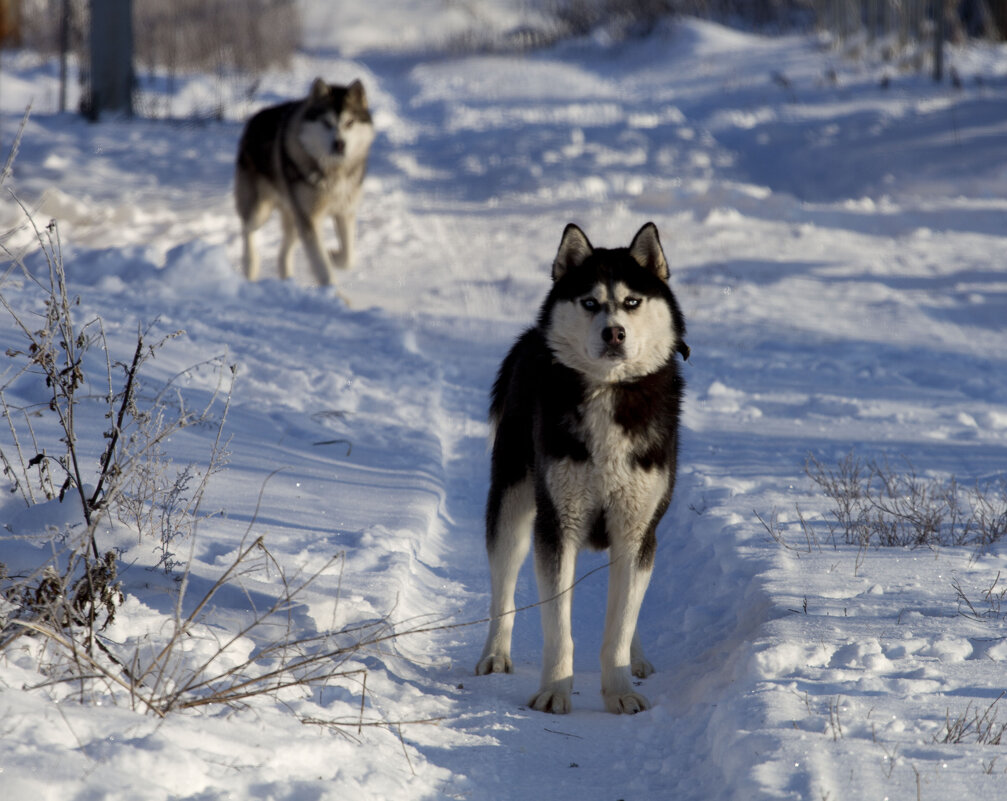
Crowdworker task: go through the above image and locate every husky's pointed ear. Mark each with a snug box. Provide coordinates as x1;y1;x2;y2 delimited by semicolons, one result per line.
629;222;669;281
346;79;367;107
309;77;330;100
552;224;594;281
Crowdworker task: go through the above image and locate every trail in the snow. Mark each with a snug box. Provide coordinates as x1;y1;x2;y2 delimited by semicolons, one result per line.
340;52;765;798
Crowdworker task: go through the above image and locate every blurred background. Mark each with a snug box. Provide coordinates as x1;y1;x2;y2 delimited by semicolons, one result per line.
1;0;1004;120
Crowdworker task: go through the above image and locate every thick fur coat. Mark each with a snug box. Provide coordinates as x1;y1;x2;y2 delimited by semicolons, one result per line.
235;78;374;285
476;222;689;715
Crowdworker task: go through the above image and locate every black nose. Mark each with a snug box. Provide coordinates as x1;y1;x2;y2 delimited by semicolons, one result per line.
332;140;345;155
602;326;626;345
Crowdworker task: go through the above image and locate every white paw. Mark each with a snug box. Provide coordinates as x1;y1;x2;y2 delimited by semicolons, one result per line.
475;653;512;675
603;691;651;715
528;688;572;714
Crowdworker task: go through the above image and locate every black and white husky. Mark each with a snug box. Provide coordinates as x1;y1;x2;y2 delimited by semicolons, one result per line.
235;78;375;286
476;222;689;715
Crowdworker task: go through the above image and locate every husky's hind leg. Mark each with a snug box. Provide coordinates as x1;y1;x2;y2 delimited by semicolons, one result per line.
278;210;297;280
331;210;356;270
631;629;655;678
235;173;274;282
288;185;335;285
240;224;262;282
600;538;654;714
476;477;534;675
289;212;334;286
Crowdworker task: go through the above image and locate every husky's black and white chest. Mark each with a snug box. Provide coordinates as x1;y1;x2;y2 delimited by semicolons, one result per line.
533;344;682;557
545;360;682;472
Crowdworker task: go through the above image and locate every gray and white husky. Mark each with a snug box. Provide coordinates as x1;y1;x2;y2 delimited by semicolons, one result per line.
235;78;375;285
476;222;689;715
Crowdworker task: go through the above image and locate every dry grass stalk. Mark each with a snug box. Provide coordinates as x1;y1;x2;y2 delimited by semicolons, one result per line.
806;451;1007;553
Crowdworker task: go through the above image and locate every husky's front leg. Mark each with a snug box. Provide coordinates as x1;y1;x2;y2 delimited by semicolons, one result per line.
277;212;296;280
299;219;335;285
241;225;261;281
291;190;335;285
476;479;534;675
529;534;577;714
331;211;356;270
600;540;654;714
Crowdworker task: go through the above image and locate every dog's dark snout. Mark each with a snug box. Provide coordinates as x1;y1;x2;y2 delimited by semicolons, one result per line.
332;139;346;155
602;326;626;345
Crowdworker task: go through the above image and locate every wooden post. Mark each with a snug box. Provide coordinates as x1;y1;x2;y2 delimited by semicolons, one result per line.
0;0;21;45
59;0;69;112
88;0;133;119
933;0;945;82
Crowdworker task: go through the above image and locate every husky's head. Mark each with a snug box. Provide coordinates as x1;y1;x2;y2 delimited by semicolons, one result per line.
542;222;688;385
298;78;375;170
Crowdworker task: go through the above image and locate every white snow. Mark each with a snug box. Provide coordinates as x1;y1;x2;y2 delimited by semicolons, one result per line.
3;3;1007;799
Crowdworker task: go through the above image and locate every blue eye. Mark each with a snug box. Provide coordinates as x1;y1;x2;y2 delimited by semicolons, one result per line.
623;297;641;310
580;298;599;312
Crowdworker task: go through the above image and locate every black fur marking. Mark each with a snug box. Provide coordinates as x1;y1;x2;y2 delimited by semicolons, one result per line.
485;335;537;550
489;329;590;471
589;508;609;551
533;485;564;578
486;330;590;550
637;519;659;571
237;102;297;180
538;368;591;463
612;368;683;472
